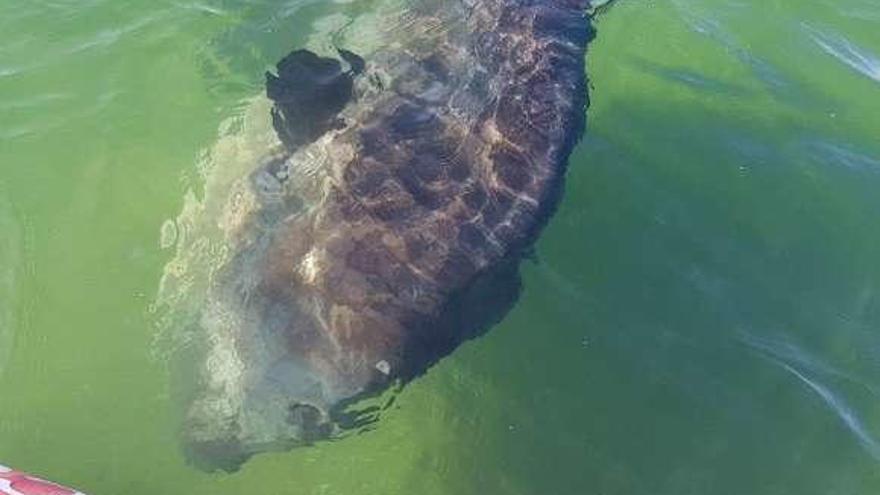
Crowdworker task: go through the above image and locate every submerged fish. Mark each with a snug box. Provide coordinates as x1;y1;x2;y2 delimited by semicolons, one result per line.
160;0;603;471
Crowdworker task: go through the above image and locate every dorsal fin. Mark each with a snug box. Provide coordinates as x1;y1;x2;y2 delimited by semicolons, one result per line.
266;49;363;150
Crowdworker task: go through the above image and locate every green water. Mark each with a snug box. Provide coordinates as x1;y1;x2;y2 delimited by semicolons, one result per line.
2;0;880;493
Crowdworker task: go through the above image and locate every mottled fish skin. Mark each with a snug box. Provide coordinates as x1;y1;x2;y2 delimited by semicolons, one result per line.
181;0;597;471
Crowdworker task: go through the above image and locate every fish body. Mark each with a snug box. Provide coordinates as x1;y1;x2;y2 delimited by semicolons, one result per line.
165;0;599;471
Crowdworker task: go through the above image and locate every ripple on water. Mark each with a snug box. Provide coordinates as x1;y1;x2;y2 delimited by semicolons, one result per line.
61;10;173;56
800;138;880;175
628;57;753;97
802;22;880;84
821;0;880;22
171;2;231;17
738;330;880;461
669;0;803;102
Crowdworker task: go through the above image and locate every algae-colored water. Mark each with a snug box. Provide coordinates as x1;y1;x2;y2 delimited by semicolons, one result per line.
2;0;880;493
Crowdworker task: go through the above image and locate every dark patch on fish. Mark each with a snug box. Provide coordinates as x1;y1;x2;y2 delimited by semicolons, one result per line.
267;49;360;149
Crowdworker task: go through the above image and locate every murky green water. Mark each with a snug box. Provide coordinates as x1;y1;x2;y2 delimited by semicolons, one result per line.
2;0;880;493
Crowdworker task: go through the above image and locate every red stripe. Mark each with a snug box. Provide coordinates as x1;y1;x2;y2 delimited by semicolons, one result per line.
0;471;76;495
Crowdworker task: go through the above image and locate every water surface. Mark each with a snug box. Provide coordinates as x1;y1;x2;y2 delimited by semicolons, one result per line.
1;0;879;493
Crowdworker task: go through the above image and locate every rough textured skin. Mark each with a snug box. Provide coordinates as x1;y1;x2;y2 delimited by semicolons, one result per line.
179;0;598;471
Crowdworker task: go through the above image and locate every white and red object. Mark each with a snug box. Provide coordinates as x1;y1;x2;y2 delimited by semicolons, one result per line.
0;465;86;495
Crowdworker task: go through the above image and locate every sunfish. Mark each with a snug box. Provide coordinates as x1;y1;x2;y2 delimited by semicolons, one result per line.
158;0;604;471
